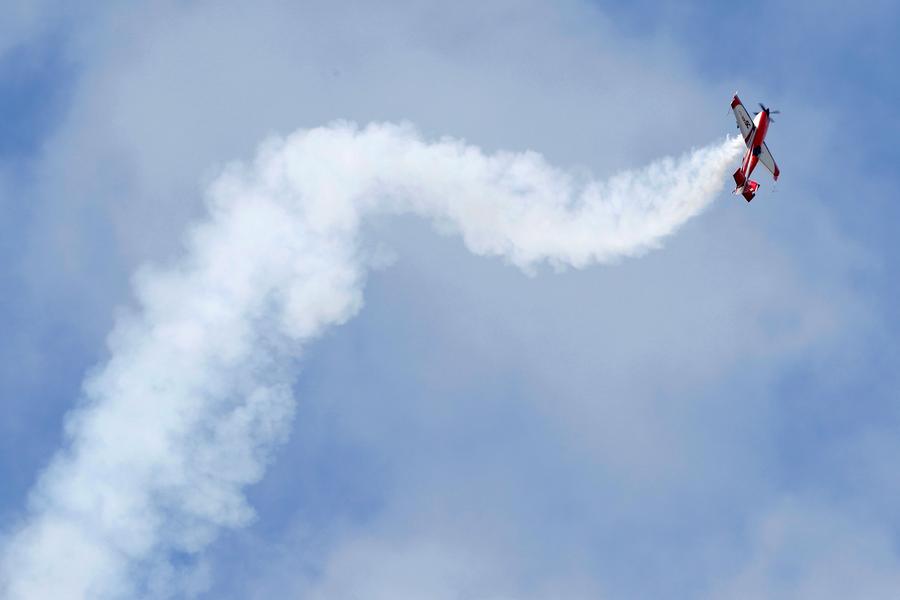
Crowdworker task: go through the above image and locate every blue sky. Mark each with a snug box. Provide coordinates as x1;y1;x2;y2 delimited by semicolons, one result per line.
1;1;899;598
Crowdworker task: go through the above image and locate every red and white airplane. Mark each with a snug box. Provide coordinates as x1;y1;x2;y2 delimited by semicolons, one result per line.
730;93;780;202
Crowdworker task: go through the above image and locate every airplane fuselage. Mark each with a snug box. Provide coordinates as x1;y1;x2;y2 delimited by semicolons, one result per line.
730;93;779;202
739;110;769;184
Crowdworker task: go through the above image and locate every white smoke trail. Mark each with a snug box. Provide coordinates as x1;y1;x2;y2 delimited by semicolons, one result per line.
1;122;743;599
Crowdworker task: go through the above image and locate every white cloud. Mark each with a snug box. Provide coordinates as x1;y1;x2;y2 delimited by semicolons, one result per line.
710;499;900;600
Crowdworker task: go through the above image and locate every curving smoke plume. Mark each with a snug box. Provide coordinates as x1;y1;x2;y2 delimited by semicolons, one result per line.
1;123;743;598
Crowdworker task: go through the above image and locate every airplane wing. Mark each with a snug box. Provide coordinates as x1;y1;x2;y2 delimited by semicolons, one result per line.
731;94;755;146
758;141;780;180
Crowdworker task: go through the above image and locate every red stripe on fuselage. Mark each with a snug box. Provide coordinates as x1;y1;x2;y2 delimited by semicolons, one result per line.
740;146;759;181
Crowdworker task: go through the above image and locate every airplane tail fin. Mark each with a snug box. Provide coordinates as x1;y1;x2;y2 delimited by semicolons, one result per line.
741;180;759;202
733;169;758;202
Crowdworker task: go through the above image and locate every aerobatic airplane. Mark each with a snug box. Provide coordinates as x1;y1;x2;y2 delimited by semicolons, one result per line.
730;93;780;202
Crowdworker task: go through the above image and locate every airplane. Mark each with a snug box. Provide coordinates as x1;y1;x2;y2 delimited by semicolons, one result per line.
730;93;780;202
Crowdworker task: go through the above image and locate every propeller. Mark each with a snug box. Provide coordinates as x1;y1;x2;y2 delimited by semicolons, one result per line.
758;102;780;122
